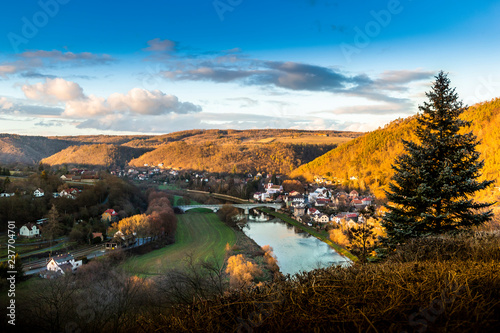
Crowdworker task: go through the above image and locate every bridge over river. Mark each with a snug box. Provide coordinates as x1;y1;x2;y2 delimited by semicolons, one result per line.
175;203;283;214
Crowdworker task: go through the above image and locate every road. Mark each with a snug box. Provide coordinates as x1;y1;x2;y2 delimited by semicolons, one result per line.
23;237;153;275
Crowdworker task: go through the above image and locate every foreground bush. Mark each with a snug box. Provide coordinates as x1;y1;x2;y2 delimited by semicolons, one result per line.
138;258;500;332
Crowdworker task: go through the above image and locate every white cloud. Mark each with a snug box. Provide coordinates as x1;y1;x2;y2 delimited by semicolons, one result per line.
107;88;198;115
19;78;201;118
63;87;201;117
0;97;14;110
65;95;109;117
22;78;85;103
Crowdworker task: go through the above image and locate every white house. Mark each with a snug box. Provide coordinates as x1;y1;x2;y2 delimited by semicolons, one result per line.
362;197;372;206
59;188;80;199
0;193;15;197
254;192;270;202
34;188;45;197
46;255;82;275
19;223;40;238
266;183;283;195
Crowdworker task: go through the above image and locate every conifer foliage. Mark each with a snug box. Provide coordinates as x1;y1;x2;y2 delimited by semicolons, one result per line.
382;71;494;244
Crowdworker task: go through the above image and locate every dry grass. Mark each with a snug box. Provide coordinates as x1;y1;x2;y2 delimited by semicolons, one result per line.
137;233;500;332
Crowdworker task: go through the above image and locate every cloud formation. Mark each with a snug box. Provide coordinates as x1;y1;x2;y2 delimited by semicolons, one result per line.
0;64;18;77
19;50;114;65
22;78;85;103
160;51;432;105
0;97;14;110
143;38;177;52
64;88;201;117
163;60;372;93
20;77;202;118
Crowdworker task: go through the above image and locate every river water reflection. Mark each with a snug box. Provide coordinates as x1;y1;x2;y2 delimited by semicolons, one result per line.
241;215;350;276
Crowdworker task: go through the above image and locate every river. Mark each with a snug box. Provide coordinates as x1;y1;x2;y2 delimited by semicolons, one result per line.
241;212;350;276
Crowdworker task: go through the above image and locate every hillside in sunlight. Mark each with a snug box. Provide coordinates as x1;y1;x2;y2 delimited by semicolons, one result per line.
290;98;500;202
129;141;338;174
0;130;362;167
40;144;151;168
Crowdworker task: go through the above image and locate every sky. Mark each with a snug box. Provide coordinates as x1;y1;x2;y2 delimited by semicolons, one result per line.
1;0;500;136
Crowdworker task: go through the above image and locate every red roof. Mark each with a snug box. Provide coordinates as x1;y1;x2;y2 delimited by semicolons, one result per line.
103;209;118;216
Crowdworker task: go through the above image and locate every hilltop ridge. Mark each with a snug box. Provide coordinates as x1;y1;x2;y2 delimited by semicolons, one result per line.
290;98;500;202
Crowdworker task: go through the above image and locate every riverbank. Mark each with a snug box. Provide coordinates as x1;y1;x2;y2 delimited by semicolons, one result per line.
259;208;358;263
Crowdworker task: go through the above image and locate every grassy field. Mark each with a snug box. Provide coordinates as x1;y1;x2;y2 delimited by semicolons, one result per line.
123;212;236;276
158;184;181;191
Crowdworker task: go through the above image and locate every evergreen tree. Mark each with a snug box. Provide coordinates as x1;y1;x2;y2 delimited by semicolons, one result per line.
382;71;494;245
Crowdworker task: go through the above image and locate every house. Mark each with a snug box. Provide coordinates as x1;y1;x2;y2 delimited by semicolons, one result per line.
287;193;305;207
315;214;330;224
60;174;73;181
362;197;372;206
46;255;82;275
352;199;364;208
315;198;331;207
349;190;359;198
307;208;321;216
33;188;45;197
110;230;136;247
101;209;119;222
59;188;80;199
345;213;359;223
0;193;15;197
19;223;40;237
293;206;306;217
266;183;283;195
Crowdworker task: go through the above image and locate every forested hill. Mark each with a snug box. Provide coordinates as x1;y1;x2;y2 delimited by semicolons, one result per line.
290;98;500;201
0;134;75;164
40;144;151;168
1;130;362;173
128;142;337;174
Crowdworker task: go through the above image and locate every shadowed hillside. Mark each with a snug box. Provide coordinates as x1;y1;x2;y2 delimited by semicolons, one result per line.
291;98;500;202
41;144;151;168
0;134;75;164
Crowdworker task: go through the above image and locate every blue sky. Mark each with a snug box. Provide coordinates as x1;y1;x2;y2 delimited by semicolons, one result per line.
1;0;500;135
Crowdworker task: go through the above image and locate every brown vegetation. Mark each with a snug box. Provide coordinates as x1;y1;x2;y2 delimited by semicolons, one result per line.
41;144;150;168
129;141;337;174
291;98;500;204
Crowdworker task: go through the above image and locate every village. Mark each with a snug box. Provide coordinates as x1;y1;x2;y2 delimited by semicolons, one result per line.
1;162;379;280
